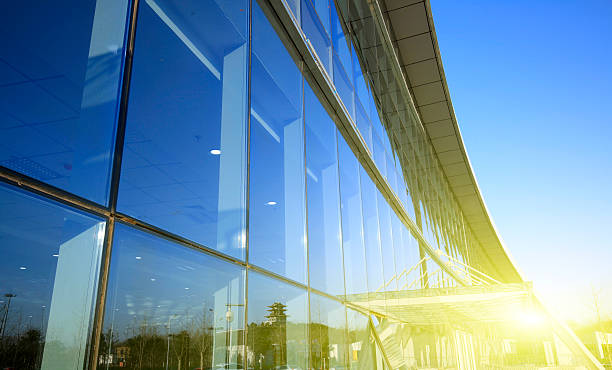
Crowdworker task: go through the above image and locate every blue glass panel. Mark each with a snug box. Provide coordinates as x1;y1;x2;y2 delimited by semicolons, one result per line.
247;271;308;370
360;167;384;297
117;0;249;259
250;1;307;283
355;98;372;149
305;85;344;296
377;192;397;292
302;0;332;75
333;52;354;119
309;292;348;368
0;183;105;368
353;47;369;110
99;222;245;368
0;0;130;204
331;2;351;78
337;135;367;295
373;132;387;179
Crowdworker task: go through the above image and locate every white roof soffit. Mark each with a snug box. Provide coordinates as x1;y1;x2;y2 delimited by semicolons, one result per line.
372;0;524;282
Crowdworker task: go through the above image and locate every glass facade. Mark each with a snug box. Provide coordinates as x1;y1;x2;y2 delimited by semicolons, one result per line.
1;0;592;369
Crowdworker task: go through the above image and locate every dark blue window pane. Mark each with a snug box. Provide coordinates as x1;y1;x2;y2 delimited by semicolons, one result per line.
353;47;369;110
331;2;351;78
0;183;105;369
99;223;245;369
337;135;367;295
302;0;332;75
249;1;307;283
360;167;384;298
0;0;130;204
305;85;344;296
247;271;308;369
117;0;249;259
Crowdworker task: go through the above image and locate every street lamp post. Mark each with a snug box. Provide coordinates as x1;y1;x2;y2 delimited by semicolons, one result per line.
225;304;244;366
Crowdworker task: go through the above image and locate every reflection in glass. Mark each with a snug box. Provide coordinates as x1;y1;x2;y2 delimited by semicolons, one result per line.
337;136;367;296
117;0;249;259
0;183;105;369
246;271;308;370
309;293;348;369
249;1;307;283
346;308;376;369
0;0;130;204
302;0;332;75
98;223;245;369
305;84;344;297
378;192;397;293
360;167;384;299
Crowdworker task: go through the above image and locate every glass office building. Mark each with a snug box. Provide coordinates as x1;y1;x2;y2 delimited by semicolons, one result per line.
0;0;602;369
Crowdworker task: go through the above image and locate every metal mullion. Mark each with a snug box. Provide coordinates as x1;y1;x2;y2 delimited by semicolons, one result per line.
86;216;115;370
0;167;110;218
88;0;141;367
243;0;253;368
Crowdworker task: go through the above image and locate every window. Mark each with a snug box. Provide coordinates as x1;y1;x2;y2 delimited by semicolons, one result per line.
98;223;245;369
249;1;307;283
117;0;249;259
337;135;367;295
0;0;130;204
302;0;332;75
377;192;397;293
0;183;105;369
360;167;384;300
305;84;344;296
247;271;309;370
309;292;348;369
346;307;376;369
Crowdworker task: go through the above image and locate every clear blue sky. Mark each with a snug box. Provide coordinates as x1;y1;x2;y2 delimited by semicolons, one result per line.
430;0;612;322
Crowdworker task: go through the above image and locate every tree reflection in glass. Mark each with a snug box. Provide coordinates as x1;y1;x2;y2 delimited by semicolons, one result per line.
98;223;245;369
246;271;308;370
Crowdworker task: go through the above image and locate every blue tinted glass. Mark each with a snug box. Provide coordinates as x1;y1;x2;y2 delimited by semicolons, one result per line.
314;0;331;37
305;85;344;296
0;183;105;368
117;0;248;259
337;135;367;295
355;98;372;149
377;192;397;292
353;47;369;109
0;0;130;205
302;0;332;75
360;167;384;297
331;3;351;77
247;271;308;370
100;223;245;368
333;53;354;119
249;1;307;283
309;292;348;368
373;132;387;179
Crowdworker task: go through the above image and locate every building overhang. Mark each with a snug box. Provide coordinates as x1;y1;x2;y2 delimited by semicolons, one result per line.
370;0;523;283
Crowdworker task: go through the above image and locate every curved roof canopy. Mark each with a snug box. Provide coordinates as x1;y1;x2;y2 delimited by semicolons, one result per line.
377;0;523;283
